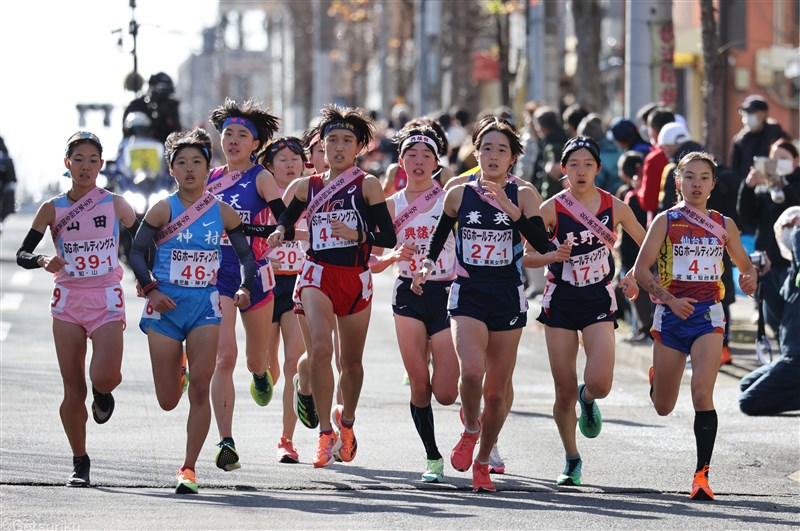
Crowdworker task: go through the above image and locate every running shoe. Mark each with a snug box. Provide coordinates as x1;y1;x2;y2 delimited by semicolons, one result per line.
67;456;90;487
720;346;732;366
175;468;198;494
450;429;480;472
215;439;241;471
332;405;358;462
648;366;654;398
556;457;582;486
293;374;318;429
180;352;189;394
277;437;299;464
422;457;444;483
250;369;274;407
312;430;341;468
577;383;602;438
690;465;715;500
488;444;505;474
91;387;115;424
472;460;497;492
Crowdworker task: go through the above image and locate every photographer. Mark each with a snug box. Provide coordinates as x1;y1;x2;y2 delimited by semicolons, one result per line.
739;209;800;416
737;140;800;335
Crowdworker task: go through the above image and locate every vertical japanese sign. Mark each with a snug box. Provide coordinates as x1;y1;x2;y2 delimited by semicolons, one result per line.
650;21;676;106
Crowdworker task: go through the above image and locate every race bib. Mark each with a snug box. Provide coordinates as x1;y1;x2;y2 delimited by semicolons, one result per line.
141;299;161;320
168;249;219;287
561;246;610;287
311;209;359;251
359;269;373;301
398;242;454;278
271;240;307;274
106;285;125;313
259;261;276;292
62;237;118;278
296;260;323;292
672;243;723;281
461;227;513;267
50;285;69;313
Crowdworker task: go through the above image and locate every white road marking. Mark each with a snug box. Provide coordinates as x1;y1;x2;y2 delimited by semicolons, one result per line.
10;270;33;286
0;293;24;312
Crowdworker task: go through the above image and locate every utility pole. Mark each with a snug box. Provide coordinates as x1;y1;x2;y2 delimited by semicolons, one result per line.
414;0;442;116
625;0;675;117
526;0;545;102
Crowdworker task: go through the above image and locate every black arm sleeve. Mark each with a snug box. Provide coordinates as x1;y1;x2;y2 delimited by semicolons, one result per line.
425;212;458;263
268;198;286;221
130;220;158;289
364;202;398;249
276;196;306;241
124;217;141;239
227;224;256;293
16;229;45;269
514;215;550;254
241;223;279;237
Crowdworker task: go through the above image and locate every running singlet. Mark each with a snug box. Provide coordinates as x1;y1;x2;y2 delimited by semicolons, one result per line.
268;186;309;275
394;166;408;191
547;188;616;297
306;172;374;268
152;193;224;287
208;165;270;267
456;182;524;282
392;189;455;280
52;191;122;288
657;207;726;303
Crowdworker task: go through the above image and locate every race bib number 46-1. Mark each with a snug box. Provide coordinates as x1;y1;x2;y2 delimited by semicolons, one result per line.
169;249;219;287
311;210;359;251
461;228;513;267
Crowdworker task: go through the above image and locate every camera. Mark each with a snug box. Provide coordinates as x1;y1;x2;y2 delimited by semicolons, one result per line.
749;250;766;269
753;156;785;204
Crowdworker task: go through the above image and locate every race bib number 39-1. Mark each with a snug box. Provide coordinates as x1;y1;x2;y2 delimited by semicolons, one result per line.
62;237;117;278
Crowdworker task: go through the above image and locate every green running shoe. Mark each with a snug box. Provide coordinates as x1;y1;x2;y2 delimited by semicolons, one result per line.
250;370;274;407
577;383;602;438
292;374;318;429
422;457;444;483
556;457;582;486
215;439;241;471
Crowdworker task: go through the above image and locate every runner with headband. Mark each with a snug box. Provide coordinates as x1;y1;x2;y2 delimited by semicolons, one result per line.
129;127;256;494
16;131;138;487
633;151;756;500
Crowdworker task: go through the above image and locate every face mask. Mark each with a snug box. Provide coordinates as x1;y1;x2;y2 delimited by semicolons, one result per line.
744;113;761;130
776;159;794;176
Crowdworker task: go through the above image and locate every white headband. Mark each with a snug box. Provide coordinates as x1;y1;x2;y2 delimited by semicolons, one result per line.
400;135;439;157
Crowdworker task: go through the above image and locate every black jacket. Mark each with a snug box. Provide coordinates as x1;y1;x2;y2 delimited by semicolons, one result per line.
729;121;787;183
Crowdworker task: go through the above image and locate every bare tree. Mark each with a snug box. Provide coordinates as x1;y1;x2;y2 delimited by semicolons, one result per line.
571;0;603;112
700;0;726;159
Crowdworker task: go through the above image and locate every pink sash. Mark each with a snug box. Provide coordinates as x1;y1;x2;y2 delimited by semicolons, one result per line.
676;202;728;244
155;192;218;247
393;185;444;233
554;190;617;250
206;168;244;196
306;167;365;219
465;174;516;212
52;187;108;241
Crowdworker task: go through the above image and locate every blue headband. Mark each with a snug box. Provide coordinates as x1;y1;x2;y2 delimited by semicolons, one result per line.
223;117;259;140
265;139;304;164
322;120;365;143
169;145;211;165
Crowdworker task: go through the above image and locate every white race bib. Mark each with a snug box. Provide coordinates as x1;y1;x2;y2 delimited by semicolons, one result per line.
62;237;118;278
398;241;455;278
259;261;276;292
272;240;307;274
672;243;723;281
461;227;513;267
168;249;220;287
311;209;359;251
561;246;610;287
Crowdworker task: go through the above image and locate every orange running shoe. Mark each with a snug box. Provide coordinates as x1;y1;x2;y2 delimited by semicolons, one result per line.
332;405;358;462
648;366;654;398
175;467;198;494
690;465;715;500
472;460;497;493
450;430;480;472
720;346;732;366
312;431;341;468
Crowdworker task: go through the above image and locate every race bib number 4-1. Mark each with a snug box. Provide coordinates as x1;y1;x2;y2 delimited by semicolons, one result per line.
561;246;610;287
62;237;118;278
169;249;219;287
461;228;513;267
311;210;359;251
672;244;723;281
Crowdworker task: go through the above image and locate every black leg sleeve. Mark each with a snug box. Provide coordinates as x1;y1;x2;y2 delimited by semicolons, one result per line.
130;220;158;289
364;202;398;249
424;212;458;263
227;224;257;294
513;215;550;254
16;229;45;269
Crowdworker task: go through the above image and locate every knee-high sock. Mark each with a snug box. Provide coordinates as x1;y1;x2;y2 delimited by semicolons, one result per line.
694;409;718;473
410;403;441;460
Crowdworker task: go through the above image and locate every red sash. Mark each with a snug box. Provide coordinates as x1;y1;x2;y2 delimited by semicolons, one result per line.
554;190;617;250
52;187;108;241
155;192;218;247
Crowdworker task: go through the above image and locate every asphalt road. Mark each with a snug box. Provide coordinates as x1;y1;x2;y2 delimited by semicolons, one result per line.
1;210;797;530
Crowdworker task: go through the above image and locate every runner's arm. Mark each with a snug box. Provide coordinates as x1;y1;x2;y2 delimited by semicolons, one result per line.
228;224;256;294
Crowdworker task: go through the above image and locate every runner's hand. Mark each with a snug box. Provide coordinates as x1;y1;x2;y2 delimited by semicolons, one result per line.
42;255;67;273
233;287;251;309
148;290;177;313
666;296;696;320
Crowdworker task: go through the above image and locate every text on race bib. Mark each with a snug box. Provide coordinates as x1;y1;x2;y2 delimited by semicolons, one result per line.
461;227;513;267
561;246;610;287
311;209;359;251
169;249;219;287
62;237;118;278
672;244;723;281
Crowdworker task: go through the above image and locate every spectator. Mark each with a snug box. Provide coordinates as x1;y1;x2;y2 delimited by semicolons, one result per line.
609;119;651;158
640;107;676;217
577;113;622;195
532;106;569;199
635;102;660;141
739;209;800;416
737;139;800;335
514;100;542;183
656;122;703;212
562;104;590;138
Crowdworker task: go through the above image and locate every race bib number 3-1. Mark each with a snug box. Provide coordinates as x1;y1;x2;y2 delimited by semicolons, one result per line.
311;210;358;251
63;237;117;278
461;228;513;267
672;244;723;281
169;249;219;287
561;246;610;287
